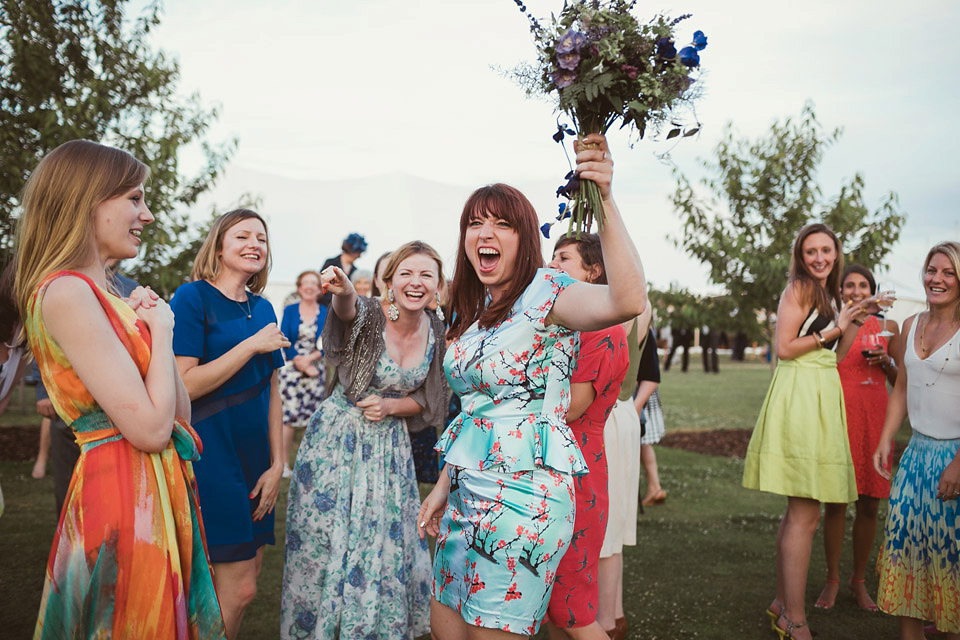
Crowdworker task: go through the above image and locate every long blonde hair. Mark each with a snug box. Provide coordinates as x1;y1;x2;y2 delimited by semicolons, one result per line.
14;140;148;320
191;209;272;293
923;241;960;321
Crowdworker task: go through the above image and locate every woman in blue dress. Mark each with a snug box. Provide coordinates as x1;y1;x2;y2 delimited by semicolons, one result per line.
418;134;648;638
282;241;447;639
171;209;289;639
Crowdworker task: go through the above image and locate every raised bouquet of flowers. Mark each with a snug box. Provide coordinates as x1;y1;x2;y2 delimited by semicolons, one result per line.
508;0;707;237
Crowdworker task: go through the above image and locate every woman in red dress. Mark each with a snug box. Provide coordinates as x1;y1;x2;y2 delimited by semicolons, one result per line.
545;233;629;639
815;265;899;611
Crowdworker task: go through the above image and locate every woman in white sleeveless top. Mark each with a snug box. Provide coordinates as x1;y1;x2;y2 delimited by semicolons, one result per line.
873;241;960;639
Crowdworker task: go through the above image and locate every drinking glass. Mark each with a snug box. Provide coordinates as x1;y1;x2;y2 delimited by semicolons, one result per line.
859;331;882;385
876;282;896;338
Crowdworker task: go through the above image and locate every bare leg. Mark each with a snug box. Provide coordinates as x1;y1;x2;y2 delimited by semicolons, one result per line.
213;548;264;640
899;616;929;640
31;417;51;479
596;554;621;631
815;502;846;608
640;445;665;505
775;497;820;640
850;496;880;610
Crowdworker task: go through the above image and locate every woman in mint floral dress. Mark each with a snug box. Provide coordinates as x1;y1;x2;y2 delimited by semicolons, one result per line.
282;241;448;639
418;134;648;638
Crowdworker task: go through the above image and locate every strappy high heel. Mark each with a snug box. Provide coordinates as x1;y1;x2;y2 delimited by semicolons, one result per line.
814;578;839;609
849;577;879;612
775;613;808;640
765;600;783;631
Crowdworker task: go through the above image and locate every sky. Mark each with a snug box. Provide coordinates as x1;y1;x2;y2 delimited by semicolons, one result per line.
143;0;958;301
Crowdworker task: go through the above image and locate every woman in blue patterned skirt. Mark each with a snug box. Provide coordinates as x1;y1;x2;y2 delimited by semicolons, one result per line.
418;134;648;638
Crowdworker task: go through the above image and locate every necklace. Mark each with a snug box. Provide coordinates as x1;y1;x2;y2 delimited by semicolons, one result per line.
920;314;957;387
236;296;252;319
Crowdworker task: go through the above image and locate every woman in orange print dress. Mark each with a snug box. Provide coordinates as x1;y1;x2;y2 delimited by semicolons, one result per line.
13;140;225;639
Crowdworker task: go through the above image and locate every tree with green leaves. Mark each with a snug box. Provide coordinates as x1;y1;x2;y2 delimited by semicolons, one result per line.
671;102;905;353
0;0;236;297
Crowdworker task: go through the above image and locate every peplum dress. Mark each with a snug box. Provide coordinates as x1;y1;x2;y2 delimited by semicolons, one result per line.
28;271;225;639
742;305;858;503
547;325;628;627
170;280;284;562
837;314;891;498
434;269;587;635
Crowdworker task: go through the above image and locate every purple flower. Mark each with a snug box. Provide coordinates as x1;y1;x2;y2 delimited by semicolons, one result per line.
693;30;708;51
551;69;577;89
620;64;638;79
678;46;700;68
656;37;676;60
557;51;580;71
556;29;586;54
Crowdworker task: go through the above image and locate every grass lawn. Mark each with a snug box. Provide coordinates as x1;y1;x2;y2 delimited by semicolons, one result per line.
0;358;905;638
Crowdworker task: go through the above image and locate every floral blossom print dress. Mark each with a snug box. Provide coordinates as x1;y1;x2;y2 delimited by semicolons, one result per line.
281;308;433;639
27;271;225;640
433;269;586;634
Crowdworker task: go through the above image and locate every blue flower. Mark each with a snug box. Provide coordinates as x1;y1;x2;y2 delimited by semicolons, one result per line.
656;37;676;60
344;431;356;453
692;30;708;51
296;610;317;631
555;29;586;54
362;443;373;461
313;492;335;512
287;530;302;551
540;223;552;239
296;464;312;486
550;69;577;89
348;566;365;588
389;521;402;540
556;51;580;71
557;202;571;220
556;170;581;198
678;46;700;68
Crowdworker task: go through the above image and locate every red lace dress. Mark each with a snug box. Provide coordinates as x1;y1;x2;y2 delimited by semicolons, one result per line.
837;315;891;499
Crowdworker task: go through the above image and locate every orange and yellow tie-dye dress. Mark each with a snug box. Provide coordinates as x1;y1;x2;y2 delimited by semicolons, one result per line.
27;271;226;639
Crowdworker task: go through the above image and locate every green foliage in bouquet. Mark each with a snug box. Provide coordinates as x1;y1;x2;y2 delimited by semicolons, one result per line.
509;0;707;236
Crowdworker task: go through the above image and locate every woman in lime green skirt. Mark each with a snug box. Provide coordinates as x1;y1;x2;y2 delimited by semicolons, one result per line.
742;223;871;640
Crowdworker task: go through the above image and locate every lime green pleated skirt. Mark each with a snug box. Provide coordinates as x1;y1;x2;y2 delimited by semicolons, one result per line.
742;349;857;503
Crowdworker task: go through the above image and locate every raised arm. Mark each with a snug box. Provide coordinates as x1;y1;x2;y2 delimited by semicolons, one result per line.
873;314;913;480
547;134;647;331
42;276;178;453
321;266;358;323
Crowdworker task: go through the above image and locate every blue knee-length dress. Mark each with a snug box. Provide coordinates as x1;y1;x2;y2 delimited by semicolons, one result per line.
171;280;284;562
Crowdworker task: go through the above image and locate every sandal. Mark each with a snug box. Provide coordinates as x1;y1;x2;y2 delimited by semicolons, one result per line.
641;488;667;506
814;578;839;609
765;600;783;631
848;578;878;612
775;613;809;640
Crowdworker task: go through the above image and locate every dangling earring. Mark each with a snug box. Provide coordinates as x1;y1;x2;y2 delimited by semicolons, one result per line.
434;292;444;322
387;289;399;321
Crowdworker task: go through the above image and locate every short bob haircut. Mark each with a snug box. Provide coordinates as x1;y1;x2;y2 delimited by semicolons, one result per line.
841;264;876;296
380;241;444;291
923;241;960;320
15;140;149;320
787;222;843;319
295;270;321;288
553;232;607;285
447;183;544;340
191;209;272;293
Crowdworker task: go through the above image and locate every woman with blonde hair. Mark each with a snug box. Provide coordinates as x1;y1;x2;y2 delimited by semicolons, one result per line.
742;223;871;639
873;241;960;639
171;209;289;639
15;139;225;638
282;240;446;638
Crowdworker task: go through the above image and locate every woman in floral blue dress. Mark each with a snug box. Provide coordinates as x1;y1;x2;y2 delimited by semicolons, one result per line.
418;134;648;638
282;241;449;639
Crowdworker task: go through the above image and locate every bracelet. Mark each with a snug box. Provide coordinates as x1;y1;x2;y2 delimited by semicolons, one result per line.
852;319;864;326
813;331;825;348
